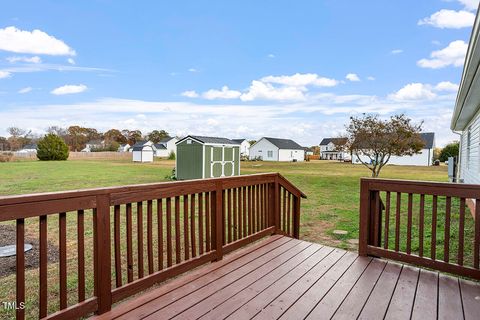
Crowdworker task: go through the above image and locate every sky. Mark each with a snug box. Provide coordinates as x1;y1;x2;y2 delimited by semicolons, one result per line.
0;0;478;147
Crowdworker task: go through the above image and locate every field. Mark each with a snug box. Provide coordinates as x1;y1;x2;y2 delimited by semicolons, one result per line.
0;159;453;318
0;159;449;248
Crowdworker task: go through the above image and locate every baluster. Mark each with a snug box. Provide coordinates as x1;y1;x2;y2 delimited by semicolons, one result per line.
147;200;154;274
59;212;67;309
458;198;465;266
157;199;164;270
191;194;197;257
166;198;172;267
126;203;133;282
39;215;48;318
16;218;25;320
175;196;181;264
183;195;189;260
199;193;204;254
113;206;122;287
419;195;425;257
407;193;413;254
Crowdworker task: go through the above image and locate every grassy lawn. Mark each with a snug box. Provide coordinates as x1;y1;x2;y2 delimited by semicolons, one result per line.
0;159;459;319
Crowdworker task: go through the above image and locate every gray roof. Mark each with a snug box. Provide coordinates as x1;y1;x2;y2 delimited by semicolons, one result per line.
420;132;435;149
319;137;348;146
154;144;167;149
132;140;148;148
179;135;239;145
262;137;304;150
231;139;246;144
158;136;174;143
132;145;154;152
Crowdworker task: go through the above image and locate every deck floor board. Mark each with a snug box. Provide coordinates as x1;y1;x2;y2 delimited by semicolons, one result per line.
91;236;480;320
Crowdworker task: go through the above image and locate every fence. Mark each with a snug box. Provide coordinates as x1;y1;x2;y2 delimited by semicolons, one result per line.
0;173;305;319
359;178;480;280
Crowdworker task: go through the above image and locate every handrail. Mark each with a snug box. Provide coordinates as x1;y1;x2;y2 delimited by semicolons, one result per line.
359;178;480;281
0;173;305;320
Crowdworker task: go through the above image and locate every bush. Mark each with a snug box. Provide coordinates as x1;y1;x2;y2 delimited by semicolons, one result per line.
438;142;459;162
168;151;176;160
37;133;69;161
165;167;177;180
0;152;13;162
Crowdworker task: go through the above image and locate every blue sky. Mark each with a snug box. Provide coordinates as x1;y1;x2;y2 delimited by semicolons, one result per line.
0;0;478;146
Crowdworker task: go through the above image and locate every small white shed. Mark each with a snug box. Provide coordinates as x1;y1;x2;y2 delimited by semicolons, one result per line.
132;144;155;162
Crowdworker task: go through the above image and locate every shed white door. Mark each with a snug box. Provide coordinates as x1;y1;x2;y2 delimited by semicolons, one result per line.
210;146;235;177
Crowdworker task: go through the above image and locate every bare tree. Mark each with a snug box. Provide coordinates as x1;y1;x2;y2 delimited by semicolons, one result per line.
346;114;425;177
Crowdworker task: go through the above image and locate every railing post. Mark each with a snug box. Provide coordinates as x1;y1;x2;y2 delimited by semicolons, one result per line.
94;194;112;314
359;179;371;256
292;196;301;239
273;175;280;234
214;181;224;261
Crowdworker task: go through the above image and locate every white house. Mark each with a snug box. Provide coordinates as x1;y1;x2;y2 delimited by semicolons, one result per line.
451;13;480;184
81;140;104;152
353;132;435;166
249;137;305;162
132;141;155;162
319;138;349;160
154;136;178;157
232;139;250;157
17;143;37;154
118;143;131;152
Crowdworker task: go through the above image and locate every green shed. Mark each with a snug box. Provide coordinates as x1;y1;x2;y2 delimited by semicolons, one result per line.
175;135;241;180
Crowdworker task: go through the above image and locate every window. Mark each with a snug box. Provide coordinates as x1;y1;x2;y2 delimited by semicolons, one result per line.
267;150;273;158
187;139;192;144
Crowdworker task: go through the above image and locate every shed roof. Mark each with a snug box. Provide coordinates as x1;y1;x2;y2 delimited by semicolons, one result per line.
261;137;304;150
177;135;240;145
154;144;167;150
132;145;154;152
319;138;348;146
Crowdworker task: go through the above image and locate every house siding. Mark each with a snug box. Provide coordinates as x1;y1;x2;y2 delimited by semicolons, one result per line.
278;149;305;162
249;139;279;161
459;107;480;184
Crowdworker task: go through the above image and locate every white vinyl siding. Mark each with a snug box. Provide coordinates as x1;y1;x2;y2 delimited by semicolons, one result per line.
459;108;480;184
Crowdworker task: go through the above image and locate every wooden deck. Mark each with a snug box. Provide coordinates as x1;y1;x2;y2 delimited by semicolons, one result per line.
92;235;480;320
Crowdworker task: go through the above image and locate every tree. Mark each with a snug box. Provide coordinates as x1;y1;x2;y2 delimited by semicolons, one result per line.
65;126;101;151
439;141;459;162
7;127;27;150
47;126;67;138
147;130;169;143
0;137;10;151
346;114;425;177
122;130;142;145
248;140;257;146
37;133;69;160
104;129;127;145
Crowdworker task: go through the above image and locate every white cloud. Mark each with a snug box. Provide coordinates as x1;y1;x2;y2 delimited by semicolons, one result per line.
6;55;41;63
50;84;87;95
0;26;75;56
181;90;199;98
367;76;375;81
417;40;468;68
260;73;338;87
345;73;360;82
458;0;479;11
188;68;198;72
267;53;275;58
418;9;475;29
391;49;403;54
202;86;242;100
240;80;306;101
0;71;11;79
67;58;75;65
18;87;32;94
435;81;459;92
389;83;437;101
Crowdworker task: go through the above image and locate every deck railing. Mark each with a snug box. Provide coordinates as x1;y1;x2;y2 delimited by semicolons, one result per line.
359;178;480;281
0;173;305;320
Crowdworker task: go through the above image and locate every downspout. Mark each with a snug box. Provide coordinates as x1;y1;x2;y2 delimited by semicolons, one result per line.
452;130;462;183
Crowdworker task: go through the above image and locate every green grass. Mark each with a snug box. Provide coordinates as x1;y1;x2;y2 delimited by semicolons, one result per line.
1;158;467;319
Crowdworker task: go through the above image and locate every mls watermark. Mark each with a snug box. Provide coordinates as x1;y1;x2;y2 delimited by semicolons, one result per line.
1;301;25;310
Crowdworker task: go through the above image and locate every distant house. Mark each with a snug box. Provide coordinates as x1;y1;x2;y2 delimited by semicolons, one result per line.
249;137;305;162
17;143;38;154
81;140;104;152
118;143;131;152
304;147;314;156
353;132;435;166
154;136;178;157
231;139;251;157
132;141;155;162
319;138;348;160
